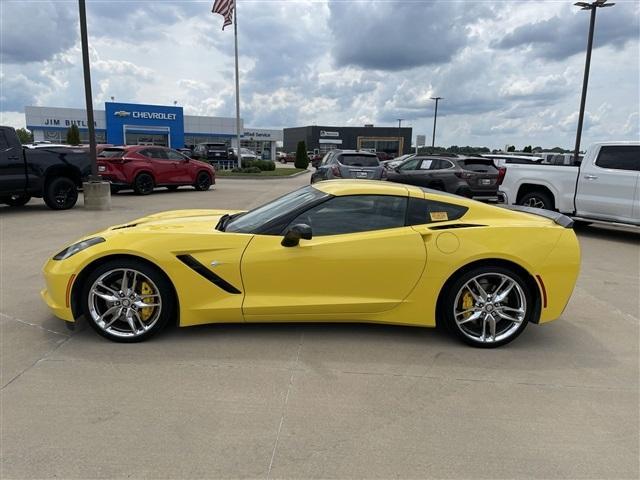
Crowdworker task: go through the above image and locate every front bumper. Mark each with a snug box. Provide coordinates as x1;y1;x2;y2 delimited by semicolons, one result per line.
41;258;77;322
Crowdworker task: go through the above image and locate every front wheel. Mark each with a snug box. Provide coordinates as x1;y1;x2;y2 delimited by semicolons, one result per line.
4;194;31;207
81;259;174;342
519;191;553;210
442;266;532;348
194;172;212;191
44;177;78;210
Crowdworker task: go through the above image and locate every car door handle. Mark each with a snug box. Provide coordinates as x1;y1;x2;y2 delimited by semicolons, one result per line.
584;174;598;180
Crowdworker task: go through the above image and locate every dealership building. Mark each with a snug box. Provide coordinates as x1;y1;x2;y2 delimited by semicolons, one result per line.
283;125;413;157
25;102;282;160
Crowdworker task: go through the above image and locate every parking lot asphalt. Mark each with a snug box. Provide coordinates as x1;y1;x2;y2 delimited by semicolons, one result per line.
1;173;638;479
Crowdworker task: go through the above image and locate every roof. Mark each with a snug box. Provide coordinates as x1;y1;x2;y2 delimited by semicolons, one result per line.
311;179;432;199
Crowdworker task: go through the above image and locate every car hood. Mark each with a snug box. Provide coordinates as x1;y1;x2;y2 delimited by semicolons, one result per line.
105;209;246;235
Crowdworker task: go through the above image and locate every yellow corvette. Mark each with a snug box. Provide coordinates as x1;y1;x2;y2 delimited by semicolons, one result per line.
42;180;580;347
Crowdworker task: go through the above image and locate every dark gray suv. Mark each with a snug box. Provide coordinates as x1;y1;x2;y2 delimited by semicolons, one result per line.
386;155;500;201
310;150;386;183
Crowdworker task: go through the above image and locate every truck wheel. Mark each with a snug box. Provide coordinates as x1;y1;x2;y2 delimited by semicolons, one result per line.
44;177;78;210
519;191;553;210
133;173;155;195
4;194;31;207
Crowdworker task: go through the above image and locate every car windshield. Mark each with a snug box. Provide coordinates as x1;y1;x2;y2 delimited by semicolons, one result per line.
340;155;379;167
223;186;327;233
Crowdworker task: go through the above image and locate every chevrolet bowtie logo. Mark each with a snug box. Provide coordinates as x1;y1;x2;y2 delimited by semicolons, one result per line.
114;110;131;117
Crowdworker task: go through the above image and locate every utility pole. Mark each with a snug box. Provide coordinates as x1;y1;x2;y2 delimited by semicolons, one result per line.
430;97;443;148
397;119;404;156
572;0;615;164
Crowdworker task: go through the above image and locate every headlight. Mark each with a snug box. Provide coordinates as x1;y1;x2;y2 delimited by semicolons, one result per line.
53;237;105;260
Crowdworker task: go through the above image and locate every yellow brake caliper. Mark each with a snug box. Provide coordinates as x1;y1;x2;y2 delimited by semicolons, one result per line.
139;281;155;322
461;291;474;319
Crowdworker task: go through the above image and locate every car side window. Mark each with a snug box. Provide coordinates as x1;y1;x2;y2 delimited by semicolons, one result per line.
0;130;9;149
145;149;168;160
595;146;640;172
430;159;453;170
287;195;408;236
166;150;185;160
399;158;420;171
406;197;469;225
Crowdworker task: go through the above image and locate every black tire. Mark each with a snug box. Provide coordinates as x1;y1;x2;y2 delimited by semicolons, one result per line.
81;258;174;343
133;173;155;195
194;171;212;191
442;265;532;348
167;186;179;191
518;191;553;210
4;194;31;207
44;177;78;210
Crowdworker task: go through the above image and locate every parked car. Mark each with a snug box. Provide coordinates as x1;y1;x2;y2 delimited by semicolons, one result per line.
387;155;501;202
279;152;296;164
0;126;91;209
192;142;231;162
499;142;639;226
97;146;215;195
230;148;258;163
311;150;386;183
42;181;580;347
382;153;415;170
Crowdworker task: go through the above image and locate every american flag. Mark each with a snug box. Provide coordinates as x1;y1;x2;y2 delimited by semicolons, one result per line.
212;0;235;30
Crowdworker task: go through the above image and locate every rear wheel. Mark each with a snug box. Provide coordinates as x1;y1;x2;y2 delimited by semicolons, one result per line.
81;259;174;343
443;266;532;348
4;194;31;207
133;173;154;195
519;191;553;210
44;177;78;210
194;171;212;191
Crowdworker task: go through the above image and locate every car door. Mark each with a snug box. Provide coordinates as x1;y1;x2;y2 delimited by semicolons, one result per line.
389;157;423;185
165;149;193;183
424;159;455;191
575;145;639;223
140;148;176;184
0;127;26;194
240;194;427;319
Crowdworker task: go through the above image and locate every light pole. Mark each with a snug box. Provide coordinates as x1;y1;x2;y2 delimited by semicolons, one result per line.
78;0;110;209
397;118;404;155
573;0;615;164
430;97;442;148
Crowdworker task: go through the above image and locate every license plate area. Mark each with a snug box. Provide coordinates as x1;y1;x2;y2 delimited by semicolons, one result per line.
355;171;368;178
480;178;493;185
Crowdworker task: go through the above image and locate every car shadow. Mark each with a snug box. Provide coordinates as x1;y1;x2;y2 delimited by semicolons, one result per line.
574;223;640;244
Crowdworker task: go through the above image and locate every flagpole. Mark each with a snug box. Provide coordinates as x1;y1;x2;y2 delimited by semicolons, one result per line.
233;0;242;168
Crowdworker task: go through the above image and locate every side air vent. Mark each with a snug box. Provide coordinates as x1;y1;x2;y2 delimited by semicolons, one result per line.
428;224;484;231
176;254;241;294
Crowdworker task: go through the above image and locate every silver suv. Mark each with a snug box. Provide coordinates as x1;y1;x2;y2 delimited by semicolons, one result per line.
310;150;386;183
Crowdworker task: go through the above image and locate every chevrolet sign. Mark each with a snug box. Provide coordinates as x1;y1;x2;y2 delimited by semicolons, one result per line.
113;110;177;120
114;110;131;117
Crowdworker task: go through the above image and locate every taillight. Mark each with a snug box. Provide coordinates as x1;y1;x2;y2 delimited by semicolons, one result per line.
454;171;473;179
331;165;342;177
497;167;506;185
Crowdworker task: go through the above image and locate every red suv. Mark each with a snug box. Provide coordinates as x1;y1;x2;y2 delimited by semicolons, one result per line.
97;146;215;195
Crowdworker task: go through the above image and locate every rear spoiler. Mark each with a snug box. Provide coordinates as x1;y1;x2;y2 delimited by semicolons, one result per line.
499;205;574;228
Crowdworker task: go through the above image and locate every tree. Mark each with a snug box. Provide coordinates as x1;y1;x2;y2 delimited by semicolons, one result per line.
66;124;81;145
295;140;309;169
523;145;532;153
507;145;516;152
16;128;33;145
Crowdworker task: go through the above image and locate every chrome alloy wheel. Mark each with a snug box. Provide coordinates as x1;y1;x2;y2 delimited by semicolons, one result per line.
453;273;527;344
87;268;162;339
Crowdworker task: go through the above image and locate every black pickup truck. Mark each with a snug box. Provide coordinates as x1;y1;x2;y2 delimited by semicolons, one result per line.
0;126;91;209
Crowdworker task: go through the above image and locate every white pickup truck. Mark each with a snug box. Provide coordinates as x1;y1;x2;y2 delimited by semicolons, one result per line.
499;142;639;226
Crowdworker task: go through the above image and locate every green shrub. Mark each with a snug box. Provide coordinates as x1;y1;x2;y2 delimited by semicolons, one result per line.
295;141;309;169
246;160;276;171
66;124;81;145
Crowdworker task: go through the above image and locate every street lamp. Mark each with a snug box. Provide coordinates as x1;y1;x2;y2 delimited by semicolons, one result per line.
572;0;615;163
430;96;443;148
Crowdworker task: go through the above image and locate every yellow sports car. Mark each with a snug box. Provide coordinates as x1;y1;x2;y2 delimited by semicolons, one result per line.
42;180;580;347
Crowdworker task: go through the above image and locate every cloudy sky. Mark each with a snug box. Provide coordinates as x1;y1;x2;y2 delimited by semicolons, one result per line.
1;0;638;149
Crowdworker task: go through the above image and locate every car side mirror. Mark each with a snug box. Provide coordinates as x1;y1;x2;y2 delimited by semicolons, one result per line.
281;224;312;247
394;166;400;172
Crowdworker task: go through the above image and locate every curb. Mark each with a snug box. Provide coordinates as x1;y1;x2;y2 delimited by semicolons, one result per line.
217;170;311;180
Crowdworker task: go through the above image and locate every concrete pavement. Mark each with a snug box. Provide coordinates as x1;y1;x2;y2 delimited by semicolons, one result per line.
1;174;638;479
